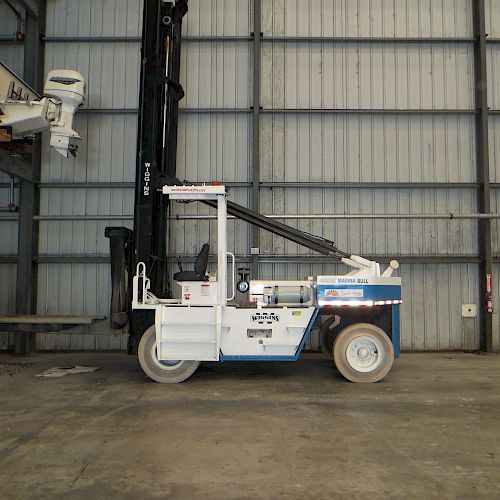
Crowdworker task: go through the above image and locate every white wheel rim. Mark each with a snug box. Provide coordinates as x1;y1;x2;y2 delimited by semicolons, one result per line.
345;335;383;373
150;342;184;371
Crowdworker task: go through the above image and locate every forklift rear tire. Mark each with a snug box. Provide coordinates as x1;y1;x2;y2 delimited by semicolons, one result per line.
333;323;394;383
138;325;200;384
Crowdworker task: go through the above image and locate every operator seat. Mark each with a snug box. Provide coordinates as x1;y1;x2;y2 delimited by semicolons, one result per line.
174;243;210;282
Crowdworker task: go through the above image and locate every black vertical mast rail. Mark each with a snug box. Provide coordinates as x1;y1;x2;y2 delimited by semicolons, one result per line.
106;0;188;352
131;0;188;351
134;0;187;295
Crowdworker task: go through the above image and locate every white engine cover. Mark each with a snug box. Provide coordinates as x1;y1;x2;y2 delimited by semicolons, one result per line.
221;307;316;357
155;304;316;362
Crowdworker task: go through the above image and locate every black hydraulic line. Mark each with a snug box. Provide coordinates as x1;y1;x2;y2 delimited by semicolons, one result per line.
202;199;350;259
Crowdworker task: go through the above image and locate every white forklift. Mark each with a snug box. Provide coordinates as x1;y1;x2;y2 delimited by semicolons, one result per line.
103;1;403;385
132;184;402;384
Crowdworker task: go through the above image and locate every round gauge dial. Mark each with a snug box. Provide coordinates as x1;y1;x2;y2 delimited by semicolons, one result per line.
237;280;250;293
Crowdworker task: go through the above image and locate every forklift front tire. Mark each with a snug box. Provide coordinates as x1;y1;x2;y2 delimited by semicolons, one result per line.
333;323;394;383
138;325;200;383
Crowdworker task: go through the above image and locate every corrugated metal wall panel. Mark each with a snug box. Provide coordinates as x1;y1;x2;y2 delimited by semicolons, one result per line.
262;0;472;37
0;0;487;351
255;1;480;352
262;43;473;110
0;4;20;35
400;263;479;350
45;0;252;38
44;42;141;110
260;188;478;257
490;189;500;253
488;0;500;296
0;4;21;319
181;43;251;108
177;114;251;181
0;264;16;314
41;115;137;182
45;0;143;37
488;116;500;183
39;0;144;321
37;263;110;316
0;4;24;76
261;115;476;182
486;0;500;38
184;0;251;36
492;264;500;343
487;45;500;109
0;183;17;255
489;21;500;257
0;45;24;77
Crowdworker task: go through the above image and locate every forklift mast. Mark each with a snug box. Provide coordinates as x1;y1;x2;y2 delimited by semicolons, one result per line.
106;0;188;352
134;0;187;293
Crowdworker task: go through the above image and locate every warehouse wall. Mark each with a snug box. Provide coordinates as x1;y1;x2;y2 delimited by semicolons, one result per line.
487;0;500;349
0;2;21;321
2;0;500;351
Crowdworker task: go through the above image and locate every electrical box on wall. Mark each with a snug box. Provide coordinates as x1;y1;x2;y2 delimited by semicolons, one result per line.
461;304;477;318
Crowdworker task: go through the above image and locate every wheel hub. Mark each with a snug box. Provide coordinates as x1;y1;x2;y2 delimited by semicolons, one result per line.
345;335;383;373
358;346;369;359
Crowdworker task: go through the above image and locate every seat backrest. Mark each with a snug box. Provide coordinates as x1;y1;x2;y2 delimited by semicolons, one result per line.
194;243;210;276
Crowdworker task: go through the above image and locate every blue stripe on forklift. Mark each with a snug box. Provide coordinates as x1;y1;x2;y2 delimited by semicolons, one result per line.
317;284;401;301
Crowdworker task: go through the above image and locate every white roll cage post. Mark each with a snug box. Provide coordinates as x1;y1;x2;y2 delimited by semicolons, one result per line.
132;185;234;308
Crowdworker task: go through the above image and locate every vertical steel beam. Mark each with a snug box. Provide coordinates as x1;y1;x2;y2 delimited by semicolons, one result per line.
15;1;46;354
251;0;262;278
473;0;493;352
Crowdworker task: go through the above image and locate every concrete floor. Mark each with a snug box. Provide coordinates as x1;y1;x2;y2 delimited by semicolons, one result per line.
0;352;499;499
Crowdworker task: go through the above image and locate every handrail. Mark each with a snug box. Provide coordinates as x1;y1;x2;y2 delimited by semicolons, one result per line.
226;252;236;301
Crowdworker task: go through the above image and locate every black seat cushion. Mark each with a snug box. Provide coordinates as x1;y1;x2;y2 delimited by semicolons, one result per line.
173;270;208;282
174;243;210;282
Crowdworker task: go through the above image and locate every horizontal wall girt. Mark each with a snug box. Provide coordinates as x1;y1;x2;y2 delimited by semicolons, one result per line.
1;213;500;222
3;182;492;190
39;36;500;44
75;109;500;118
78;108;483;115
0;35;497;46
0;255;487;265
